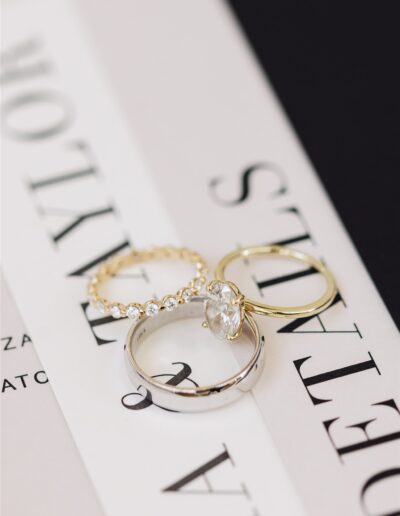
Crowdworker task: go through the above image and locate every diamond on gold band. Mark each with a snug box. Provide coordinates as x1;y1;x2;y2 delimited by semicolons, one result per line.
88;246;208;321
211;244;337;339
205;280;244;340
126;305;141;321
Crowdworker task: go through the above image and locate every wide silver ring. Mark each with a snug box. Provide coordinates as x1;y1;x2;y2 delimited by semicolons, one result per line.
125;296;265;412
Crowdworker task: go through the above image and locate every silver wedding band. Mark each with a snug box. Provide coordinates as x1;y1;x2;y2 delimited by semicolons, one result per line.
125;296;265;412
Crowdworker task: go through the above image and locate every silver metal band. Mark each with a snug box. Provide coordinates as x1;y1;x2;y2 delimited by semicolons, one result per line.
125;297;265;412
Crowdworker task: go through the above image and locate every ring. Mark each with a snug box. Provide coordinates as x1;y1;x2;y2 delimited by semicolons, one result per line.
88;246;208;320
125;296;265;412
204;245;337;340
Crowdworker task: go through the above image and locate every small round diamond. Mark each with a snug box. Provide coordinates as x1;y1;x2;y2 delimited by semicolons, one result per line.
111;305;122;319
192;277;205;292
145;302;159;317
182;288;193;303
126;305;140;321
96;301;106;314
164;296;178;311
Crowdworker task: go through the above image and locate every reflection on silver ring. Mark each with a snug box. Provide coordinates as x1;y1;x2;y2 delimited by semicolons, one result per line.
125;296;265;412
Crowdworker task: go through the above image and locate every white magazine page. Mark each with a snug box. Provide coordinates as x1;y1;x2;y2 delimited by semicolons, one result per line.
73;1;400;515
1;1;304;516
1;274;105;516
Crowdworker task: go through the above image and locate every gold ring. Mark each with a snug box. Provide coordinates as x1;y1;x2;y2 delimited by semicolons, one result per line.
88;246;208;321
205;245;337;340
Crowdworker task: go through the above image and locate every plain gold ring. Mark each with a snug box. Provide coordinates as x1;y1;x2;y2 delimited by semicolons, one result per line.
215;245;337;319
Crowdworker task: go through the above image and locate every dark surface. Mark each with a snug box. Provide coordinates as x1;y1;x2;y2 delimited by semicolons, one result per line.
228;1;400;329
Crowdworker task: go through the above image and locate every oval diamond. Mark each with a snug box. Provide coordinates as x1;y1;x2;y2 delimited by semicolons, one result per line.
205;281;243;340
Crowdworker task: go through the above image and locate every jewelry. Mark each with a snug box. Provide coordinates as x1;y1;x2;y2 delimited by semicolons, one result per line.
125;296;265;412
205;245;337;340
88;246;208;320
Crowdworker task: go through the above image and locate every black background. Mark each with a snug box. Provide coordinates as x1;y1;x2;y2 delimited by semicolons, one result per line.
229;1;400;329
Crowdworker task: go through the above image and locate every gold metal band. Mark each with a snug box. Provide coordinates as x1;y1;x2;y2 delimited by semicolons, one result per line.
88;246;208;320
215;245;337;319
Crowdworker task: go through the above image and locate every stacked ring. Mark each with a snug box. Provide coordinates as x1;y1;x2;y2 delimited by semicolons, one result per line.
88;244;337;412
204;245;337;341
88;246;208;321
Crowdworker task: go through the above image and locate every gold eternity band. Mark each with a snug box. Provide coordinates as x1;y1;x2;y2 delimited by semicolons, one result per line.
214;245;337;319
88;246;208;320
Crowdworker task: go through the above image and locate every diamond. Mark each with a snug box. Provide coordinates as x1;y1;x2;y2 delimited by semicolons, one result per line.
205;282;243;340
192;277;205;292
145;301;159;317
164;296;178;311
111;305;122;319
210;281;223;295
182;288;193;303
96;301;106;314
126;305;140;321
